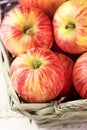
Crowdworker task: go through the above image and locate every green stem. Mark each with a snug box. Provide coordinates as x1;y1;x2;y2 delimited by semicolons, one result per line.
33;60;42;69
65;22;76;29
26;28;34;36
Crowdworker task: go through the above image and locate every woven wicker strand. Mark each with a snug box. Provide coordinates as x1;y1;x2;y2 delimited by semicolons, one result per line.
1;39;87;128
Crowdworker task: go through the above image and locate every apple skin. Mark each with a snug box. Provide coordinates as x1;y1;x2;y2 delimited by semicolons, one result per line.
10;47;64;103
53;0;87;54
51;42;81;62
73;52;87;99
18;0;67;19
54;52;74;97
0;5;53;56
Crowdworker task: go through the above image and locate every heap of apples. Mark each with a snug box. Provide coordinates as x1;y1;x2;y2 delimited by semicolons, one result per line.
1;0;87;103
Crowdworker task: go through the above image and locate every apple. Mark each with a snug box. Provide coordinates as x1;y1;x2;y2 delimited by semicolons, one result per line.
18;0;67;19
10;47;64;103
73;52;87;99
51;41;81;62
53;0;87;54
54;52;74;98
0;5;53;56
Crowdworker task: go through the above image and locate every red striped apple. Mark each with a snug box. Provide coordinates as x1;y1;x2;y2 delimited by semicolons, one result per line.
18;0;67;19
55;52;74;97
53;0;87;54
73;52;87;99
51;42;80;62
0;5;53;56
10;47;64;103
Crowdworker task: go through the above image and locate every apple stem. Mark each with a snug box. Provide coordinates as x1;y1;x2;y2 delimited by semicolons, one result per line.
65;23;76;29
26;28;34;36
33;60;42;69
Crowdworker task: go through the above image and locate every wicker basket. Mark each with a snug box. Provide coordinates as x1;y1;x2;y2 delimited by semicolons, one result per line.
1;1;87;128
1;39;87;128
